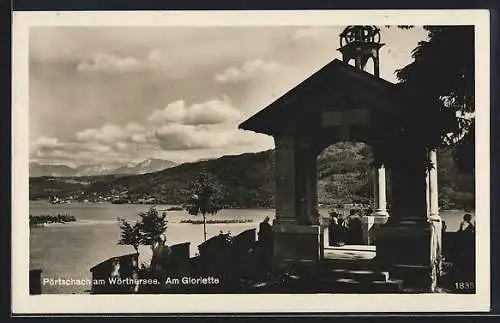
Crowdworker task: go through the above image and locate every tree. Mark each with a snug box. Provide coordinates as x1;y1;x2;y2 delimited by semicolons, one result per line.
137;207;168;248
118;218;141;252
117;207;168;251
184;171;224;242
395;26;475;173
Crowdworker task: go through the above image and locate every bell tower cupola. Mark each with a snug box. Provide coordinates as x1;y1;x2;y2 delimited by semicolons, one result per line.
338;25;384;77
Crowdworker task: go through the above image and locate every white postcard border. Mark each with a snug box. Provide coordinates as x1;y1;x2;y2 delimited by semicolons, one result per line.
12;9;491;314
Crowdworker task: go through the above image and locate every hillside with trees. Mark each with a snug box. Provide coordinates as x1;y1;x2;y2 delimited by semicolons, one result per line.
29;142;474;210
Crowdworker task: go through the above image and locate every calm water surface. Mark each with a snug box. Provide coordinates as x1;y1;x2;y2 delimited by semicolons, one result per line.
28;201;473;294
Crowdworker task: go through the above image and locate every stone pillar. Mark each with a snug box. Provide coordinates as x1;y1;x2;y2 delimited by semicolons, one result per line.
426;170;431;216
361;142;389;245
428;149;439;217
274;136;297;222
295;138;317;224
376;143;436;289
373;165;388;216
272;135;323;270
362;164;389;245
388;146;428;223
427;148;442;292
297;137;319;225
306;158;319;224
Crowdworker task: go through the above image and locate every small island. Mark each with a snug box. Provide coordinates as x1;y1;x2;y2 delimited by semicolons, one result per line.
30;214;77;228
166;206;184;211
179;218;253;225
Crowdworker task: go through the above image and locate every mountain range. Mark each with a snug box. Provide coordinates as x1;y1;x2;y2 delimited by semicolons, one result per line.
29;158;177;177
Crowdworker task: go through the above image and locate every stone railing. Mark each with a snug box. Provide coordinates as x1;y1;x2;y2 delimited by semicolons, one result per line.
89;242;192;294
193;229;257;284
89;252;139;294
89;230;258;294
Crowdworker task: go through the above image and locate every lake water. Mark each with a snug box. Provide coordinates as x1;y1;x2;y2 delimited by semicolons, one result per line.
28;201;472;294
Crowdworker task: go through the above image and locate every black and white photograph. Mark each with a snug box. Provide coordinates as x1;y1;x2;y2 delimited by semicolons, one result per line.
12;10;490;313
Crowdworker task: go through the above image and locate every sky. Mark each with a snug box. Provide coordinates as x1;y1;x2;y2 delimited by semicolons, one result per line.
29;25;429;167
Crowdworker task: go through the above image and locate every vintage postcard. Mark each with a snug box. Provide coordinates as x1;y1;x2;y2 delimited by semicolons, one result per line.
12;10;490;314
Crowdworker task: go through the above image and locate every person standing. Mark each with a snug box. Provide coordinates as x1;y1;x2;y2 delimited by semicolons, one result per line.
458;213;475;234
137;244;153;271
258;216;273;277
150;234;172;293
456;213;475;283
347;209;363;245
329;211;341;246
151;234;171;275
258;216;273;246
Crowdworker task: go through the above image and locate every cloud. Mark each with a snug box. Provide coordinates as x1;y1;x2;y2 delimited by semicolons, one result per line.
30;95;271;164
116;142;128;151
186;98;241;124
153;124;274;152
146;96;247;150
76;123;145;144
30;121;275;165
215;59;281;83
30;135;116;163
228;129;274;147
76;49;167;73
148;100;186;124
31;136;61;149
146;49;166;63
148;97;241;125
154;124;235;150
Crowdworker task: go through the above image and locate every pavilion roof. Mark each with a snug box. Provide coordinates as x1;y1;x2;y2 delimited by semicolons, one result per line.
238;59;408;136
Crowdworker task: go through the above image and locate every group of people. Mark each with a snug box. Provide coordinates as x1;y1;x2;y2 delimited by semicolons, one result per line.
328;209;364;246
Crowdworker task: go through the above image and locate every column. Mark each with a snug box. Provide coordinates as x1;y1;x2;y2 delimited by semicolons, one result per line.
363;146;389;245
373;164;388;216
297;137;319;224
375;140;440;290
274;135;296;222
376;144;431;275
426;170;431;216
428;149;439;217
272;135;324;266
308;158;320;225
309;159;319;223
427;148;442;291
390;147;428;222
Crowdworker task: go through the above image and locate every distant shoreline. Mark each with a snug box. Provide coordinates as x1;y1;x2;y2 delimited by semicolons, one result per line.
28;200;474;214
180;219;254;224
29;200;274;210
